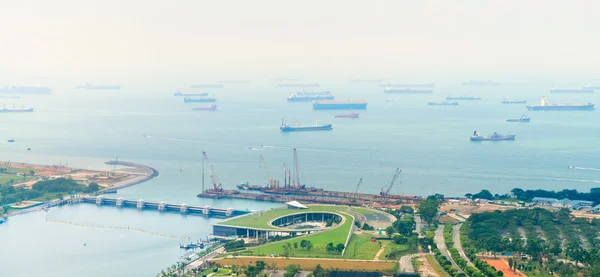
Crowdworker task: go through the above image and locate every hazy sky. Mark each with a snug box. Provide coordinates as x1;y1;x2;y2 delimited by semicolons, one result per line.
1;0;599;80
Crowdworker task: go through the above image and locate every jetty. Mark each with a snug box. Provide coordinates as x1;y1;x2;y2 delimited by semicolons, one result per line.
81;196;250;217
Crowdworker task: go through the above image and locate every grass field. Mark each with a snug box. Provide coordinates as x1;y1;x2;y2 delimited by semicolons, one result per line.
0;174;25;185
243;213;354;258
342;234;383;260
219;205;353;230
214;257;396;271
350;207;379;215
425;255;450;277
382;242;410;260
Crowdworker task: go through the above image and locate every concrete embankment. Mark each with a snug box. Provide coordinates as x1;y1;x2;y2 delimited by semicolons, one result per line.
97;160;159;194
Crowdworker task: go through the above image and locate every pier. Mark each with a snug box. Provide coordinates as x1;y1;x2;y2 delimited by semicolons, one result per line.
81;196;250;217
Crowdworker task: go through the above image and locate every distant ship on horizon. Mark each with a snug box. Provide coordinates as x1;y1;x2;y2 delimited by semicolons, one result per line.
378;82;434;88
446;95;481;100
287;91;334;102
506;115;530;123
313;100;368;110
76;83;120;90
501;99;527;104
192;104;217;111
280;118;332;132
384;87;433;94
470;131;515;141
428;100;458;106
549;86;595;93
0;104;34;113
462;79;500;86
0;86;51;94
174;90;208;97
526;97;594;111
184;96;216;103
334;112;359;118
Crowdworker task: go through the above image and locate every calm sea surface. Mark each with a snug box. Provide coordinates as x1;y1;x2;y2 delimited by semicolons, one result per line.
1;78;599;276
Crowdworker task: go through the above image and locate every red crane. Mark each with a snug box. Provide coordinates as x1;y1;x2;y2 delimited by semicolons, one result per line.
293;148;301;188
380;168;402;201
209;165;223;192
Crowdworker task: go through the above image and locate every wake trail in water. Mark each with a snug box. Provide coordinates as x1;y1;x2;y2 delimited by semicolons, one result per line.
570;166;600;172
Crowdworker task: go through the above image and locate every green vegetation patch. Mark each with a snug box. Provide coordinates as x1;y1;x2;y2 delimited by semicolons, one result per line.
243;212;354;257
425;254;450;277
0;174;24;185
218;205;350;230
342;233;383;260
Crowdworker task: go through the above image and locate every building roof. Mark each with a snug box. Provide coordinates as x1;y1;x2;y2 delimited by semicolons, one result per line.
532;197;560;203
567;200;594;206
286;201;308;209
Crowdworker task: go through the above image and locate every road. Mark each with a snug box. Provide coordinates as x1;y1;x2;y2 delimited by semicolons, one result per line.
415;215;423;237
452;223;474;267
184;246;225;274
434;225;464;274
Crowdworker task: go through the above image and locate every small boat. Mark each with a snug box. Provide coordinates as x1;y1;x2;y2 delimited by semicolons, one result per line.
192;104;217;111
334;112;359;118
506;115;531;122
27;148;31;151
568;165;575;169
7;139;14;143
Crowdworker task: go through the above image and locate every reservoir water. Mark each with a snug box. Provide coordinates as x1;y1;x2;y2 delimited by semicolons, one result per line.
1;77;599;276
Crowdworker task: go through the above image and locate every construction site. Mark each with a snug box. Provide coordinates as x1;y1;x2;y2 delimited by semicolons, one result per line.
196;149;423;208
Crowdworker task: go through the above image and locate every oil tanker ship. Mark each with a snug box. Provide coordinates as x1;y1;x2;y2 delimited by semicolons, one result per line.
378;82;434;88
312;100;368;110
174;90;208;97
287;91;334;102
192;104;217;111
462;79;500;86
470;131;515;141
526;97;595;111
0;105;34;113
0;86;51;94
446;95;481;100
428;100;458;106
501;99;527;104
280;118;332;132
550;87;595;93
384;87;433;94
184;96;216;103
76;83;120;90
278;83;320;88
190;84;224;89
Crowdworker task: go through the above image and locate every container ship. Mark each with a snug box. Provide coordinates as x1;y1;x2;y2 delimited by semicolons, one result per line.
428;100;458;106
378;82;434;88
287;91;334;102
470;131;515;141
216;80;252;84
506;115;530;122
76;83;120;90
334;112;359;118
192;104;217;111
174;90;208;97
349;78;384;83
501;99;527;104
549;87;595;93
0;86;51;94
280;118;332;132
184;96;216;103
0;105;34;113
383;87;433;94
313;100;368;110
526;97;595;111
462;79;500;86
278;83;320;88
446;95;481;100
190;84;224;89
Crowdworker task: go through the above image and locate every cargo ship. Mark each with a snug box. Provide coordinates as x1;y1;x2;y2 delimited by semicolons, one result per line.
190;84;224;89
470;131;515;141
278;83;320;88
184;96;216;103
174;90;208;97
216;80;252;84
550;87;594;93
192;104;217;111
287;91;334;102
349;78;384;83
236;182;263;191
583;84;600;90
334;112;359;118
501;99;527;104
428;100;458;106
280;118;332;132
313;100;368;110
76;83;120;90
378;82;434;88
446;95;481;100
0;105;34;113
383;87;433;94
506;115;530;122
0;86;51;94
526;97;595;111
0;95;20;99
462;79;500;86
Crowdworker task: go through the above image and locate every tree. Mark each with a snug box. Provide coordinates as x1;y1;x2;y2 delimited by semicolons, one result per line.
325;219;333;227
335;243;345;253
283;265;300;277
255;261;266;272
393;234;407;244
465;193;473;199
472;189;494;200
300;239;307;249
305;240;313;252
57;194;64;200
385;226;395;238
399;206;414;214
88;182;100;192
313;264;327;277
293;242;298;249
29;170;35;176
417;199;440;223
508;258;514;272
326;242;335;252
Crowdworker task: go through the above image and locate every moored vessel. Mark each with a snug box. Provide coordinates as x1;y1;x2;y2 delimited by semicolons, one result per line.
446;95;481;100
428;100;458;106
384;87;433;94
184;96;216;103
0;105;34;113
526;97;594;111
506;115;530;122
378;82;434;88
192;104;217;111
312;100;367;110
501;99;527;104
334;112;359;118
280;118;332;132
470;131;515;141
287;91;334;102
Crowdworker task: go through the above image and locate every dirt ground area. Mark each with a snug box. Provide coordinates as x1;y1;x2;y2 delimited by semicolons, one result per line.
416;256;440;277
213;257;395;271
481;258;525;277
440;202;514;216
438;215;460;224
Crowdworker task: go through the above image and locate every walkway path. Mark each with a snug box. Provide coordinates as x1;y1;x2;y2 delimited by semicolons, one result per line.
373;245;385;261
435;225;464;274
452;223;474;267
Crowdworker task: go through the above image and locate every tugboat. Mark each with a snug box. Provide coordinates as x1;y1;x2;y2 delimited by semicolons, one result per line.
506;115;531;122
470;131;516;141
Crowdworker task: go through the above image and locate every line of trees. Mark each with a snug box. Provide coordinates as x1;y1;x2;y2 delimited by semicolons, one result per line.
465;187;600;204
0;178;99;206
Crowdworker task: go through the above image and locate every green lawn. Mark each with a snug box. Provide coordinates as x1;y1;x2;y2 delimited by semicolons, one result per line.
0;174;25;185
219;205;352;230
350;207;380;215
242;212;354;258
382;242;410;260
342;233;383;260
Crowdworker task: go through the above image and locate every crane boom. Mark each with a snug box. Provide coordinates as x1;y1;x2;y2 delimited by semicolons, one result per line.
353;178;363;199
293;148;301;187
259;154;272;186
283;162;291;188
381;168;402;197
209;165;222;191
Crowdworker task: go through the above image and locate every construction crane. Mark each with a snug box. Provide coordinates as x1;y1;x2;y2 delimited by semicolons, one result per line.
209;165;223;191
259;154;272;187
111;157;118;176
293;148;301;188
353;178;363;200
283;162;292;188
380;168;402;201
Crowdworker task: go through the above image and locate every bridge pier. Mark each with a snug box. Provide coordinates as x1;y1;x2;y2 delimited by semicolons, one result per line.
158;201;167;212
96;196;104;206
116;197;124;208
180;204;189;214
137;200;145;210
225;208;234;217
202;206;210;216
